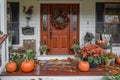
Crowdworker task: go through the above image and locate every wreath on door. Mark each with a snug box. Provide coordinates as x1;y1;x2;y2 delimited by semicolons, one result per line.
50;9;69;29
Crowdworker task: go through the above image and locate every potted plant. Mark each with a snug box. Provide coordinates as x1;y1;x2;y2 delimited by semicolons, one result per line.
8;47;35;72
9;52;26;69
21;49;35;72
6;53;17;72
103;52;117;66
40;40;48;55
71;39;80;56
102;73;120;80
78;44;105;68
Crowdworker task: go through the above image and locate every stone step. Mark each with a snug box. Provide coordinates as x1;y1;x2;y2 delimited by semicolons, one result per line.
35;54;75;60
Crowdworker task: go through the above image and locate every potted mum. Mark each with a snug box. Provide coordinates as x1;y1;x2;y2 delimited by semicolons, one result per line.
8;47;35;72
79;44;105;68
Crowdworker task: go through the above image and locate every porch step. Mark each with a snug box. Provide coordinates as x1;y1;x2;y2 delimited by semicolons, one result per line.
35;54;75;60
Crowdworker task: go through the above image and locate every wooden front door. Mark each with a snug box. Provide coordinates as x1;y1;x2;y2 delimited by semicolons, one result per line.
41;4;79;54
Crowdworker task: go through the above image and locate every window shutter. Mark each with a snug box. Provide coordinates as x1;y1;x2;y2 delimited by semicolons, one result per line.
96;2;104;33
10;2;19;44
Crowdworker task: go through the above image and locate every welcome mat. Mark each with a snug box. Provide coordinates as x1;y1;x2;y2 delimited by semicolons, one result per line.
38;59;77;67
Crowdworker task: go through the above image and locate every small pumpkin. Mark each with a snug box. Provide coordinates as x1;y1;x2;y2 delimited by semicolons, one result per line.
78;61;90;72
6;61;17;72
116;56;120;65
21;60;34;72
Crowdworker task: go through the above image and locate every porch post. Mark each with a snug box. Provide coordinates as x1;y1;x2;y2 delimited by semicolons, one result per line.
0;0;8;73
0;0;7;34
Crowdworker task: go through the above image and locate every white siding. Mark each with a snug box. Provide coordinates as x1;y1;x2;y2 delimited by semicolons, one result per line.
7;0;120;55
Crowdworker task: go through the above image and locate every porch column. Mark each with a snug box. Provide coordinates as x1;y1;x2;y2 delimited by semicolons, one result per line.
0;0;7;34
0;0;8;73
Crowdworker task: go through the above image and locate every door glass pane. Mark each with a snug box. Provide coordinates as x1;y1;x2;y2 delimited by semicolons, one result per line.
72;8;77;32
42;9;47;32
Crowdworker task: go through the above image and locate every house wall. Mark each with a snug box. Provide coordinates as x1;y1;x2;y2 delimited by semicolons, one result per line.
7;0;120;55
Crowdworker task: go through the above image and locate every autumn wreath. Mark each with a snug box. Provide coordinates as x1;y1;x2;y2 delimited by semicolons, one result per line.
50;9;69;29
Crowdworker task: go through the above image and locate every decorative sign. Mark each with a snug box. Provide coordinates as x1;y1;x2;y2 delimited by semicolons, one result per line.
22;26;34;35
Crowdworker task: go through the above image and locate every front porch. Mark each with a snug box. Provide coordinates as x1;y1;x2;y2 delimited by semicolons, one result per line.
0;0;120;80
0;58;106;80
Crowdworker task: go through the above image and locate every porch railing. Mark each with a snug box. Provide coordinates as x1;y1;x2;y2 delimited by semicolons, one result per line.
0;34;9;74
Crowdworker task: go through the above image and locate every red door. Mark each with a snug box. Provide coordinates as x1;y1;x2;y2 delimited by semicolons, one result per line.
41;4;79;54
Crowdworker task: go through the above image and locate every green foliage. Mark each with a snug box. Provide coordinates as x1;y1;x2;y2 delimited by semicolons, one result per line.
102;74;120;80
8;31;14;42
26;49;35;60
87;55;104;64
71;39;80;53
103;52;116;64
10;52;25;61
10;52;26;67
72;44;80;53
40;45;48;53
9;45;13;51
9;49;35;67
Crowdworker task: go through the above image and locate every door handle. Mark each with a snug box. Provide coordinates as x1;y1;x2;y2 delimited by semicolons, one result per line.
50;28;52;40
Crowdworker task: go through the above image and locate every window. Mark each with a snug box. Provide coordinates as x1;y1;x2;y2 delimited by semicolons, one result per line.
96;2;120;45
7;2;19;44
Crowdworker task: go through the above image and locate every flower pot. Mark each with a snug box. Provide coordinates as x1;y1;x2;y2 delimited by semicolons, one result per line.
105;59;112;66
90;63;98;68
83;58;98;68
42;51;46;55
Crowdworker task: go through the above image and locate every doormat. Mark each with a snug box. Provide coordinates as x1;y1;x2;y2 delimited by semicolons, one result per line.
38;58;78;67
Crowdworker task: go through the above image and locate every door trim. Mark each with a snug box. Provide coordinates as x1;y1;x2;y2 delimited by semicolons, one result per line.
40;4;80;55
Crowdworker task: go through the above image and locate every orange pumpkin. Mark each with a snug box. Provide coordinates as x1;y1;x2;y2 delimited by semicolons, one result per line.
78;61;90;72
6;61;17;72
116;57;120;65
21;60;34;72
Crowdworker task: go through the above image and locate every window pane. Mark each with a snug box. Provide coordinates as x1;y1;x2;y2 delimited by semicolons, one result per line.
7;2;19;44
104;24;120;44
72;9;77;32
42;9;47;32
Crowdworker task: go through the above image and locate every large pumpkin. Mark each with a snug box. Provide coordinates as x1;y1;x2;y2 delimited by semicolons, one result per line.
78;61;90;72
116;57;120;65
6;61;17;72
21;60;34;72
